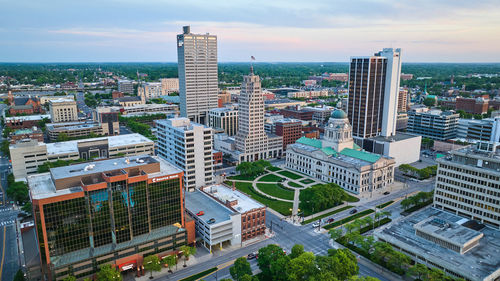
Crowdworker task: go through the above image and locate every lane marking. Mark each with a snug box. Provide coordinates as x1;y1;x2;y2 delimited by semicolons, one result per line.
0;226;6;279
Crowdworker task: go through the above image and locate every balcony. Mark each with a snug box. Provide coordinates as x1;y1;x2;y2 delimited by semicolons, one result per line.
103;169;128;183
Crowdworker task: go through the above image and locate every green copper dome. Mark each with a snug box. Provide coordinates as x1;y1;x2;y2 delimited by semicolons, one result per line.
331;109;347;119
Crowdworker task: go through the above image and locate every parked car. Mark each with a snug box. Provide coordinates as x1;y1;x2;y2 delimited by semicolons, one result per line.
383;191;390;195
349;209;358;214
196;211;205;216
247;252;257;260
207;218;216;224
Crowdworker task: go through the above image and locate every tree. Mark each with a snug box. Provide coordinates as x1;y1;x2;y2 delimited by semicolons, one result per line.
57;132;70;142
270;255;291;281
230;257;253;281
162;254;177;273
425;268;445;281
61;276;76;281
1;140;10;158
21;202;32;215
257;244;286;280
400;198;411;210
6;179;29;205
96;264;122;281
408;263;429;280
329;228;343;241
290;244;305;259
348;276;380;281
423;97;436;107
180;245;196;267
317;249;358;280
286;252;318;281
13;270;26;281
299;183;348;215
143;254;162;279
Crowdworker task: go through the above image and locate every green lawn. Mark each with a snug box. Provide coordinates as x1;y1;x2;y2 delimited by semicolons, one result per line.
300;179;315;184
227;173;266;181
301;205;354;225
324;209;375;229
267;166;282;172
256;183;295;200
226;181;293;215
278;170;303;180
345;194;360;202
259;174;284;182
288;181;303;188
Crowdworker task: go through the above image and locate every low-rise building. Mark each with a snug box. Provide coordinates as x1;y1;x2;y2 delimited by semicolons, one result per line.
457;117;500;143
265;99;307;110
303;106;333;125
280;106;314;121
407;109;459;140
117;79;134;94
116;96;144;107
287;90;329;99
121;104;179;116
286;110;395;195
272;118;302;152
374;207;500;281
209;106;238;136
28;155;194;280
10;134;155;181
138;82;162;100
456;95;489;115
9;127;44;144
46;121;104;141
49;98;78;123
5;114;50;129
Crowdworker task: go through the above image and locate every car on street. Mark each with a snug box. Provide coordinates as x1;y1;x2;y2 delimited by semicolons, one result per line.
349;209;358;214
312;222;320;228
383;191;390;195
207;218;216;224
196;211;205;216
247;252;257;260
326;218;335;223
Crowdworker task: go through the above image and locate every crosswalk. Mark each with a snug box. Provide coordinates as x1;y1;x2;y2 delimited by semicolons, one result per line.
0;208;13;213
0;220;14;226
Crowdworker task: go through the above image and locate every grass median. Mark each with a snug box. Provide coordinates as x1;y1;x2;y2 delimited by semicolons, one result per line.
324;209;375;230
179;267;218;281
267;166;282;172
376;201;394;209
259;174;284;182
301;205;354;225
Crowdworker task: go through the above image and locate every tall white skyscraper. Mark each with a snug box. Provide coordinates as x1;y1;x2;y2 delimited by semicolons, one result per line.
177;26;218;125
235;67;283;162
348;48;402;138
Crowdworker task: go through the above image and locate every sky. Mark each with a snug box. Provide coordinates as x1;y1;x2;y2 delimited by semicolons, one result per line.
1;0;499;63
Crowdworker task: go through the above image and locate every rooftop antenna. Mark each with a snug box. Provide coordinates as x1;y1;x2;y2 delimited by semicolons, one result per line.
250;56;255;74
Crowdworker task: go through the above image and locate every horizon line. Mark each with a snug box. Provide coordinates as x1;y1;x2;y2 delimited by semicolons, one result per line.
1;61;500;64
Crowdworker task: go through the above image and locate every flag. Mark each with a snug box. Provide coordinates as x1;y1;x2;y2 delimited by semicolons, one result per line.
251;56;256;61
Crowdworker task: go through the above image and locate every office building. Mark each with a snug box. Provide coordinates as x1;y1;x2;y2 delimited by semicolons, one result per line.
398;89;408;112
93;107;120;136
138;82;162;100
177;26;218;124
46;121;104;141
160;78;180;95
9;127;44;144
348;48;402;138
286;109;395;195
374;207;500;281
456;96;489;115
118;80;134;94
407;109;459;140
434;142;500;229
208;106;238;136
234;68;283;162
185;184;265;251
49;98;78;123
156;118;214;190
457;117;500;143
218;91;232;106
280;106;314;121
29;155;194;280
273;119;302;151
303;106;334;125
265;99;307;110
287;90;329;99
10;134;154;181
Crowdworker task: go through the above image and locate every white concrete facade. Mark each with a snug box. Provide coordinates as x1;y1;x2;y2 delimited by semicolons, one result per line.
177;26;218;125
156;118;214;190
138;82;162;100
49;98;78;123
160;78;180;95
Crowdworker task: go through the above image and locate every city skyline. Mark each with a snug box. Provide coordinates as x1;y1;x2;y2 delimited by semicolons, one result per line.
1;0;499;63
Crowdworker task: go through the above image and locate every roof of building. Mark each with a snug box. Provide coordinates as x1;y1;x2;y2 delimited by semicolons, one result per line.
203;184;265;213
10;105;33;110
185;189;234;225
46;121;101;132
321;147;337;156
13;97;39;106
375;207;500;281
5;114;50;122
43;133;153;155
28;155;181;200
339;148;381;163
49;98;75;103
13;128;40;135
370;132;422;142
331;109;347;119
296;136;323;148
118;96;142;102
414;216;483;247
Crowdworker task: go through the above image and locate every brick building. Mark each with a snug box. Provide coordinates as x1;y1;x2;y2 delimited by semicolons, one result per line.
456;95;489;114
274;119;303;151
280;107;314;121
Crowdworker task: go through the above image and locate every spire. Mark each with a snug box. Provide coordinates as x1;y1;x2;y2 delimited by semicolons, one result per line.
250;65;254;74
250;55;256;74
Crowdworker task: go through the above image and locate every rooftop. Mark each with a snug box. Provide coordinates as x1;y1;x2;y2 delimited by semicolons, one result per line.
185;189;234;225
414;216;483;248
370;132;422;142
375;207;500;281
5;114;50;122
203;184;264;213
44;133;153;155
46;121;101;131
49;98;75;103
